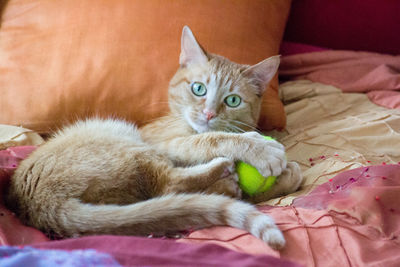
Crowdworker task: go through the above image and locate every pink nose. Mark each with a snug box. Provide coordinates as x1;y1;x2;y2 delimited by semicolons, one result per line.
203;109;216;121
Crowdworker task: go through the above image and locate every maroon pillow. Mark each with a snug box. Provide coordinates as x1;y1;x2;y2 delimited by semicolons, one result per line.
283;0;400;55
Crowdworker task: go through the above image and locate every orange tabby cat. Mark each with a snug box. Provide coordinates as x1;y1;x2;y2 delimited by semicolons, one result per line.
6;26;302;249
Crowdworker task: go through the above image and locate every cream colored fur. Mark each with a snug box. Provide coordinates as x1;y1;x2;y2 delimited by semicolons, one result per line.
6;26;303;250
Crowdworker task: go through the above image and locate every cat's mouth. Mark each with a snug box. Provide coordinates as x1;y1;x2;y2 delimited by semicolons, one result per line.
184;109;212;133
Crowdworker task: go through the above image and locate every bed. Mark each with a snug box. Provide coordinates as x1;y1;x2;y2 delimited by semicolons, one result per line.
1;0;399;266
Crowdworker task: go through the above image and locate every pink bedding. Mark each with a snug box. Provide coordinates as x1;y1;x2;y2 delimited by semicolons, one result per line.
279;50;400;109
181;165;400;266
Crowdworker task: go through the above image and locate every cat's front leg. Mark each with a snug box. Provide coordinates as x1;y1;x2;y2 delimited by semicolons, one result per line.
157;131;287;179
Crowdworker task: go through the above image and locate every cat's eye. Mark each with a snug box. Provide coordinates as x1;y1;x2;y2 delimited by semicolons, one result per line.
224;94;242;108
191;82;207;96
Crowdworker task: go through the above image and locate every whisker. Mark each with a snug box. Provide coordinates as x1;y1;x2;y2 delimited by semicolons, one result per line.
228;124;246;133
226;119;261;133
226;118;258;130
220;121;245;133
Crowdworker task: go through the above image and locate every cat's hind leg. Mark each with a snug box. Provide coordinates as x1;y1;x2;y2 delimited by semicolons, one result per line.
204;177;242;199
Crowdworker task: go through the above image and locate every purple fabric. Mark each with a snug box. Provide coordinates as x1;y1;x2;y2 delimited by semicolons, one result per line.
0;246;119;267
33;236;302;267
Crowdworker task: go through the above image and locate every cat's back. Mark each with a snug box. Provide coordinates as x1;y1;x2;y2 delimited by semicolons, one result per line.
38;118;142;154
53;118;142;144
16;118;143;174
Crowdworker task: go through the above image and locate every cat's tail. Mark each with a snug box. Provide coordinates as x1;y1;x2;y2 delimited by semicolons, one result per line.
57;193;285;249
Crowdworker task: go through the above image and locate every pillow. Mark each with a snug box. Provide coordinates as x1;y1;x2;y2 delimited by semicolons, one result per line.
0;0;291;133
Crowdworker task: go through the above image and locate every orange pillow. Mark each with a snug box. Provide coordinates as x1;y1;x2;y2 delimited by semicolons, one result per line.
0;0;290;133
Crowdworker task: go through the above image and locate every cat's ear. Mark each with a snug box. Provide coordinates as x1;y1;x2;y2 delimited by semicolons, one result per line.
242;55;280;94
179;26;208;67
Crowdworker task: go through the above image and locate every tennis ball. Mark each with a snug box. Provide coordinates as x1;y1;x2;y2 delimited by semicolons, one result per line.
236;136;277;196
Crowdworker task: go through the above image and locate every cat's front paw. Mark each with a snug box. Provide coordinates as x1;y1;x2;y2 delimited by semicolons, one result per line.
240;132;287;177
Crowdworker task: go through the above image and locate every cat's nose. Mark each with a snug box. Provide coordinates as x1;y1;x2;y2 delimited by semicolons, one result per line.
203;109;216;121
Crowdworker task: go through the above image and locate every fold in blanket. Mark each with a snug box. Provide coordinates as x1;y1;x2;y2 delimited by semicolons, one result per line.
279;50;400;109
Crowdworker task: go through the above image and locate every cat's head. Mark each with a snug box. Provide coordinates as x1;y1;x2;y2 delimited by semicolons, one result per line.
169;26;280;133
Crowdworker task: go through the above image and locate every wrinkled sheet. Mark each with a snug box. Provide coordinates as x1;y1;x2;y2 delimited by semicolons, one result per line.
279;50;400;110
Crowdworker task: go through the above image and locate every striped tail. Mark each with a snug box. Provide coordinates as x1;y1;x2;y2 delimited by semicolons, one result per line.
54;193;285;249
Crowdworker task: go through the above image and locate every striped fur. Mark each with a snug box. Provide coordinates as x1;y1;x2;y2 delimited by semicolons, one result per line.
5;27;303;250
7;118;285;249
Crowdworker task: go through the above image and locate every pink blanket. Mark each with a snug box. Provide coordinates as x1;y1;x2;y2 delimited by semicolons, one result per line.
182;165;400;266
279;50;400;109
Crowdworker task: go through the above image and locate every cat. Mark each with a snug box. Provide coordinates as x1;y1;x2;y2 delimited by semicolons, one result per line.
6;26;303;250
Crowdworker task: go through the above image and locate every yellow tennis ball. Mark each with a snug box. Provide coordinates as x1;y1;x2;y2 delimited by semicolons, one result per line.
236;136;277;196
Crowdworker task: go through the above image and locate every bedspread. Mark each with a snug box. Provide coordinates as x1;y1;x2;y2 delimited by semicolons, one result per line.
279;50;400;109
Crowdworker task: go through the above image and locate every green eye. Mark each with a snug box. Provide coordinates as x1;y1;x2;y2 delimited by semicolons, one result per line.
191;82;207;96
224;94;242;108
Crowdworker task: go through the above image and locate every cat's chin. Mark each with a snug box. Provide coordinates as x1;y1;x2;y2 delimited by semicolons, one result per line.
188;120;210;133
183;111;210;133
